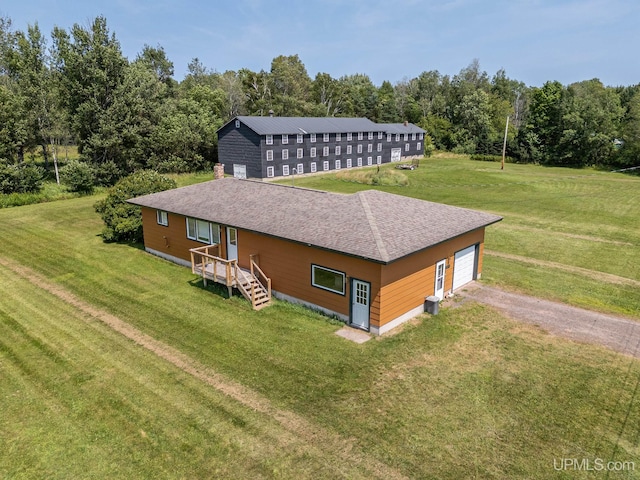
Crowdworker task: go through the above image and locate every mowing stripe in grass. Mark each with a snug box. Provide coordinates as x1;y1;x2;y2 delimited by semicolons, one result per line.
0;256;408;480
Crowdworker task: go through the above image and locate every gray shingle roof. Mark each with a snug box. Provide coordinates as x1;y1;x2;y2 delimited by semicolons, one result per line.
231;116;383;135
377;123;426;134
128;178;501;263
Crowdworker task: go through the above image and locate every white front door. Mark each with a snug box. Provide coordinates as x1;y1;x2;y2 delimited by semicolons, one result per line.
452;245;476;291
434;259;446;300
226;227;238;261
351;279;370;331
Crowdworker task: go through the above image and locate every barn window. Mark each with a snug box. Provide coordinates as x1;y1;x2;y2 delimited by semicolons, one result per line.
266;134;273;145
266;166;274;178
282;134;289;144
310;162;317;173
282;165;290;176
310;147;316;158
336;133;341;142
312;265;346;295
323;133;329;142
266;150;273;161
297;133;303;143
310;133;317;143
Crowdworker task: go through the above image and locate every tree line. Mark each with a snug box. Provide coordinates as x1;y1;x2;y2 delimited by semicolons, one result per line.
1;15;638;193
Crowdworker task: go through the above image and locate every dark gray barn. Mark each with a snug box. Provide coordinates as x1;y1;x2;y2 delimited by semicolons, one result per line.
217;116;425;179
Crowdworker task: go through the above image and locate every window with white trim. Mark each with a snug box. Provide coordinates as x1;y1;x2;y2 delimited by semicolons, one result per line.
186;218;220;244
412;133;416;140
387;134;391;142
266;150;273;161
297;133;303;143
346;145;352;154
419;133;424;140
310;162;317;173
395;134;400;141
377;143;382;152
404;133;408;141
283;165;290;176
282;134;288;144
235;120;240;128
378;132;383;139
347;132;353;141
358;132;363;140
310;133;316;143
346;158;352;168
376;155;382;164
323;146;329;157
405;143;410;151
323;133;329;142
297;148;303;159
312;265;345;295
282;149;289;160
357;144;362;154
335;145;341;155
417;142;422;151
323;161;329;171
335;159;341;170
267;166;274;178
336;133;341;142
266;134;273;145
310;147;316;158
367;144;372;153
367;156;372;165
368;131;373;140
296;163;304;174
357;157;363;167
156;210;168;226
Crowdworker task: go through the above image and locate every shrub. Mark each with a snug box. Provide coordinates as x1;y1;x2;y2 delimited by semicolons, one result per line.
0;162;44;194
60;160;95;194
94;170;177;243
470;154;516;163
336;168;409;186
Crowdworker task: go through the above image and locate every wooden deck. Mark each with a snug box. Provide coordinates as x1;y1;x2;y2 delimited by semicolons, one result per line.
189;244;272;310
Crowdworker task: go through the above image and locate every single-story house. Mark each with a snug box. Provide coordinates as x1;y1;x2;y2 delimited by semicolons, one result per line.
128;177;501;335
217;116;425;179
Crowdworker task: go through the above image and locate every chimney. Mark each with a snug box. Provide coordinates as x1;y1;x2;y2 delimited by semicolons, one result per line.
403;120;408;127
269;109;274;117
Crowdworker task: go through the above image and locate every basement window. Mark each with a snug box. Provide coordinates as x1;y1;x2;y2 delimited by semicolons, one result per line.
156;210;168;226
312;265;346;295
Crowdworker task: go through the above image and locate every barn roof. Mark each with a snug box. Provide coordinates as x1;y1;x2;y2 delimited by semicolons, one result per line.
229;116;384;135
128;178;501;264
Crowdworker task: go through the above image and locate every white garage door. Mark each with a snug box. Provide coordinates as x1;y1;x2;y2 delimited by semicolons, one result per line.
452;245;476;291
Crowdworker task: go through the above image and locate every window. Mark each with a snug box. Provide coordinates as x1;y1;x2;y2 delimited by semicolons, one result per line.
323;146;329;157
323;133;329;142
335;159;341;170
312;265;345;295
310;133;317;143
282;149;289;160
310;162;317;173
357;144;363;154
367;144;372;153
266;150;273;161
266;134;273;145
310;147;316;158
283;165;290;176
335;145;341;156
296;163;304;174
235;120;240;128
282;134;288;144
323;161;329;171
156;210;168;226
404;133;408;141
297;148;304;159
419;133;424;140
377;143;382;152
378;132;383;139
347;132;353;141
358;132;363;140
412;133;416;141
417;142;422;151
387;134;391;142
376;155;382;165
357;157;363;167
395;134;400;142
405;143;410;151
297;133;303;143
346;145;352;154
336;133;341;142
346;158;352;168
368;131;373;140
267;166;274;178
187;218;220;244
367;156;372;165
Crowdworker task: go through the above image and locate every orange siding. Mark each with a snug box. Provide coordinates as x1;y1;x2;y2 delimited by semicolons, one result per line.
379;229;485;326
141;208;208;261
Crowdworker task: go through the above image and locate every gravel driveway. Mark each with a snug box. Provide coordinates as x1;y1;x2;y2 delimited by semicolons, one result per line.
454;283;640;358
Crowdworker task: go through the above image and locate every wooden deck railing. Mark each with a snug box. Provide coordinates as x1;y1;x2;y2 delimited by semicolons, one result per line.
189;244;234;288
250;255;272;303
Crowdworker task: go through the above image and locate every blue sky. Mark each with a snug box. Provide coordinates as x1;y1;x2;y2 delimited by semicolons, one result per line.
2;0;638;87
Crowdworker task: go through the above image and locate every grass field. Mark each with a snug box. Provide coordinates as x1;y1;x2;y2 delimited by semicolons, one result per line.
1;158;640;478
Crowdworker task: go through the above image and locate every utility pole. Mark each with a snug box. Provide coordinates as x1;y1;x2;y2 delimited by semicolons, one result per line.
501;115;510;170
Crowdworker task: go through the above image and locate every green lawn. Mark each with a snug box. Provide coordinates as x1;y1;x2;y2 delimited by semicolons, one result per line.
1;161;640;478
